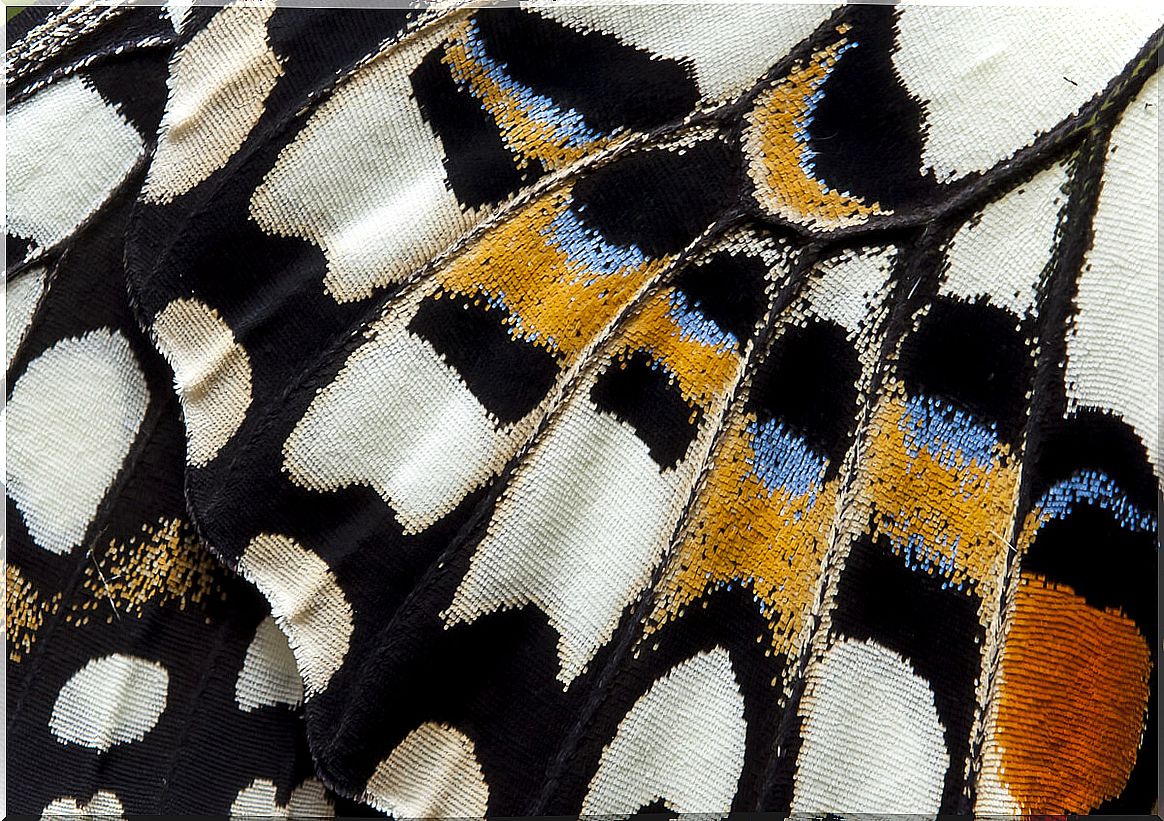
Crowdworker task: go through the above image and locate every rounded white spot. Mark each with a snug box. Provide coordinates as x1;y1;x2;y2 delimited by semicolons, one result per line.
50;654;169;752
144;2;282;202
235;615;304;712
6;329;150;554
364;722;489;818
230;778;334;818
152;298;252;467
582;647;747;816
237;534;353;699
7;75;142;249
41;790;125;820
791;638;948;814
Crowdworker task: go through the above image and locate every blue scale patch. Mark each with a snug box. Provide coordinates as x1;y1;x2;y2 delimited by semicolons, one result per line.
884;525;967;590
795;40;860;179
667;290;739;352
545;205;648;279
461;21;603;150
899;392;1000;473
1035;469;1157;534
744;418;828;514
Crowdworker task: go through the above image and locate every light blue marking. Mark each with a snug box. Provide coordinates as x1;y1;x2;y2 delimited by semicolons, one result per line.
899;393;1000;472
667;291;739;352
459;22;603;150
884;523;966;590
795;41;860;177
1035;469;1157;534
543;206;648;279
744;419;827;514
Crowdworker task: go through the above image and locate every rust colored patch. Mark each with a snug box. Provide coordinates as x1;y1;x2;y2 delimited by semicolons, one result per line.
993;574;1151;814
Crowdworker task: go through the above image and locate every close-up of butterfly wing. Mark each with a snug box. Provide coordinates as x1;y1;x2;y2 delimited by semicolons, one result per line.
5;1;1162;817
5;8;381;813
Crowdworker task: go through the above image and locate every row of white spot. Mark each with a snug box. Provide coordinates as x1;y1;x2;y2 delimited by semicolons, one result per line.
39;623;308;817
139;2;1160;306
42;776;334;821
358;640;949;816
48;619;302;754
41;629;949;814
4;294;252;557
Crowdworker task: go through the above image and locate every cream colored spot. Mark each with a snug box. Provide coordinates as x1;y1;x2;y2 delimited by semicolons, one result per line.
235;615;304;712
6;265;46;370
237;534;353;699
152;298;252;467
250;25;470;303
6;329;150;555
792;639;948;814
41;790;125;820
1066;70;1160;473
50;654;169;751
230;778;334;818
941;161;1071;316
144;2;282;202
582;647;747;816
7;75;142;249
364;722;489;818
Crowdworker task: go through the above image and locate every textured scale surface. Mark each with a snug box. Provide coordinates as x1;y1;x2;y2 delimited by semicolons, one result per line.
6;2;1161;816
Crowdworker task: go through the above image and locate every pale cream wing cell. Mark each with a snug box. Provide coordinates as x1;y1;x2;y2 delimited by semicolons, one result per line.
364;722;491;818
1065;70;1160;474
791;639;949;815
892;5;1162;183
237;533;355;699
250;24;478;303
6;75;143;251
939;161;1071;317
143;1;282;203
581;647;747;817
152;298;253;467
235;616;305;712
535;3;836;102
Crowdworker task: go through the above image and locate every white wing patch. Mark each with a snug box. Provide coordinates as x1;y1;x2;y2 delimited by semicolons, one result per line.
250;25;474;303
805;246;897;338
284;328;509;534
581;647;747;817
536;4;836;102
1066;70;1160;473
235;616;305;712
152;298;253;467
6;329;150;555
363;722;490;818
230;778;334;819
6;265;47;370
940;161;1071;317
444;397;688;686
41;790;125;820
893;5;1162;183
50;654;169;752
237;533;354;699
6;75;143;250
791;638;948;815
144;2;282;203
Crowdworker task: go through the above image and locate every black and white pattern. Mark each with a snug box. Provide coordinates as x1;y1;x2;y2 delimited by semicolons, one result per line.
7;3;1162;817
